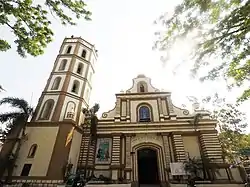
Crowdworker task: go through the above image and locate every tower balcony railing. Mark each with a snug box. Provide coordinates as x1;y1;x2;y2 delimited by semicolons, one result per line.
66;112;75;119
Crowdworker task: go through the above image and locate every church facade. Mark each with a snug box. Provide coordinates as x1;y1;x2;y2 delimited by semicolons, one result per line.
0;37;245;187
84;74;226;186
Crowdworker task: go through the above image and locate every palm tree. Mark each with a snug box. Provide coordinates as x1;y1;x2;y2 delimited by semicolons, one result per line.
0;97;33;182
81;103;100;179
184;156;221;182
184;157;204;180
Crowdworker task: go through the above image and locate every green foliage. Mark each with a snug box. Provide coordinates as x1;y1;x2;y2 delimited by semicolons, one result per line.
219;131;250;162
0;0;91;57
184;157;220;180
188;93;250;162
184;157;203;178
156;0;250;102
91;103;100;114
82;103;100;126
210;97;250;162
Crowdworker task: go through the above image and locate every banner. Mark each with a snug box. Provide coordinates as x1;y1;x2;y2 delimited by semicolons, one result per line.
170;162;187;175
65;126;75;147
95;138;112;164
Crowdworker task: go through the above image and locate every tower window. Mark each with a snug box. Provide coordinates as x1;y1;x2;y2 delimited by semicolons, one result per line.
71;80;80;94
59;59;67;70
21;164;32;176
66;46;72;54
51;77;61;90
40;99;54;120
76;63;84;74
81;50;87;58
138;106;151;122
28;144;37;158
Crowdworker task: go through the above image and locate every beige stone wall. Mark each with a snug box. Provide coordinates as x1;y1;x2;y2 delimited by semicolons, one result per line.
68;130;82;173
182;136;201;158
13;126;59;176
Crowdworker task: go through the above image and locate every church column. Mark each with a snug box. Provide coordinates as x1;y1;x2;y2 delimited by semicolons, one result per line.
157;98;164;121
162;133;173;180
166;96;177;120
115;98;121;122
172;134;186;162
124;135;132;181
111;134;121;180
126;99;130;122
199;131;223;162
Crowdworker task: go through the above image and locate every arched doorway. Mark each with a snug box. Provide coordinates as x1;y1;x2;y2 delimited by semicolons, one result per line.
137;148;159;184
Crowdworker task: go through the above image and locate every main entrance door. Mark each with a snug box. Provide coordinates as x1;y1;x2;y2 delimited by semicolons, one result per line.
138;148;159;184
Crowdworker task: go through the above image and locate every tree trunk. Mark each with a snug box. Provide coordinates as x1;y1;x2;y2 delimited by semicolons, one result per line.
5;118;28;182
0;124;23;179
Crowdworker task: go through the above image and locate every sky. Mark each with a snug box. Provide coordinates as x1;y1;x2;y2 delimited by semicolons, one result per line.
0;0;249;129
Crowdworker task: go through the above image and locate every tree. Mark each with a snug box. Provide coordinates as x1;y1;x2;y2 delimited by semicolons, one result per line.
184;157;221;182
81;103;99;179
184;157;204;180
187;93;250;162
155;0;250;102
0;0;91;57
0;97;33;181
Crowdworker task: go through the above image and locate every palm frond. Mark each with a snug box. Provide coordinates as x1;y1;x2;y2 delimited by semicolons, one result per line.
92;103;100;114
0;97;29;114
0;85;6;92
0;112;23;123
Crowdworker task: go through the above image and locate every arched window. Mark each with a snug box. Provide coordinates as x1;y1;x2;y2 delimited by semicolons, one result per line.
65;101;76;119
40;100;54;119
140;84;145;92
59;59;67;70
28;144;37;158
81;50;87;58
71;80;80;94
66;46;72;54
76;63;84;74
51;77;61;90
137;82;148;93
138;106;151;122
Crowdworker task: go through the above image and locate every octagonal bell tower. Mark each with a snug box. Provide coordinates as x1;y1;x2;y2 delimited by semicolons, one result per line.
7;37;98;183
33;36;97;123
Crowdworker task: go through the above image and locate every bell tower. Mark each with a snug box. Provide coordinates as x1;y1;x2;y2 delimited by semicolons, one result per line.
33;36;97;123
8;37;98;183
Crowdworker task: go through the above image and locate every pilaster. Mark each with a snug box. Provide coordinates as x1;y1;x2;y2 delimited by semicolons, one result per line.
115;98;121;122
162;134;173;180
111;134;121;180
166;96;174;114
126;99;130;122
172;134;186;162
124;135;132;181
199;132;223;162
157;98;164;121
